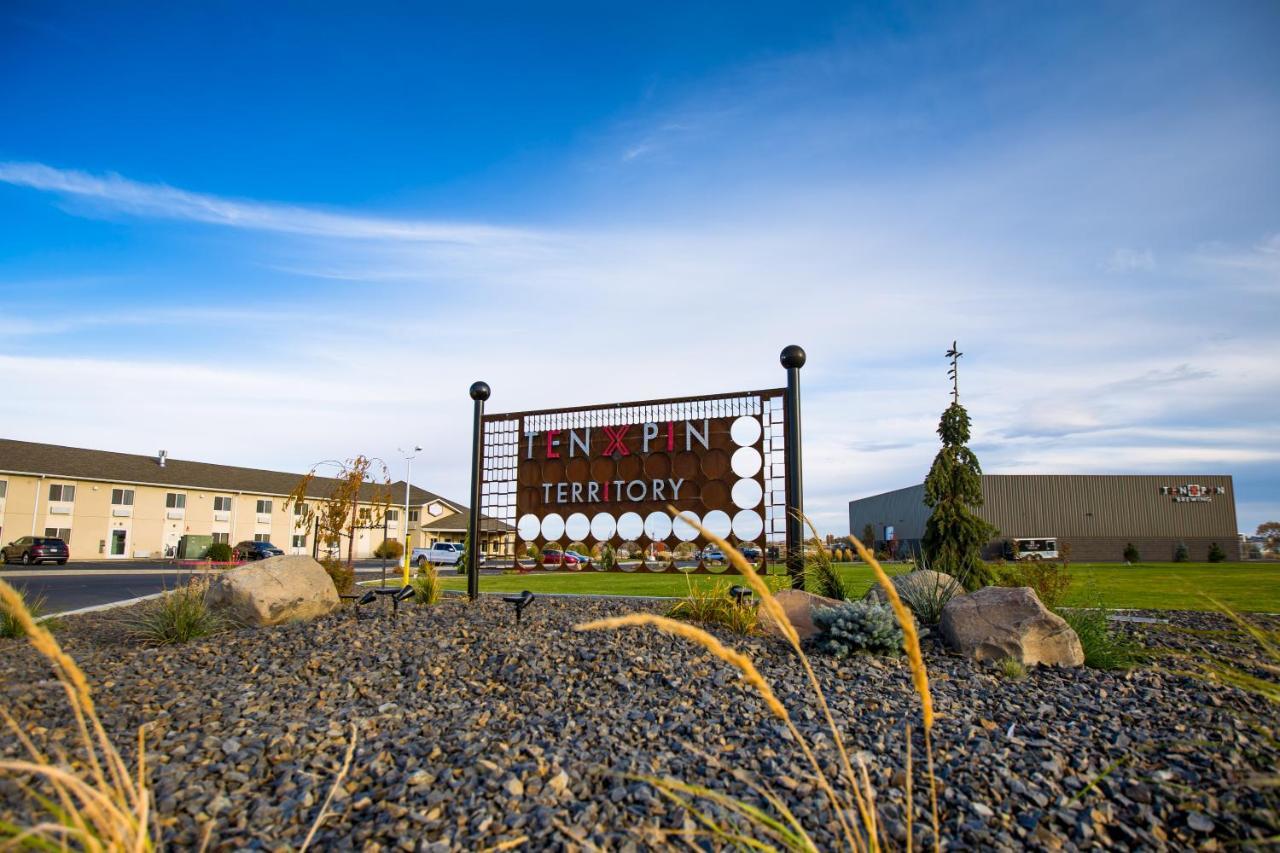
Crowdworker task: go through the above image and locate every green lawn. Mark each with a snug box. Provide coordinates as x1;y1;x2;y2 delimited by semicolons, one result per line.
435;561;1280;612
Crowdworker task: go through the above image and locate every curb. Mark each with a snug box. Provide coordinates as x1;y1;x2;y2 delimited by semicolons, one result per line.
40;592;168;621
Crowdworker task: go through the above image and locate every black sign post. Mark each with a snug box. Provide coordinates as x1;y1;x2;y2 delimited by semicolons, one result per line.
467;381;490;601
780;344;806;589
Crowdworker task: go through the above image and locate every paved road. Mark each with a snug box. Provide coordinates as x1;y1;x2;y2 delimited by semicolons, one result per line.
1;561;408;614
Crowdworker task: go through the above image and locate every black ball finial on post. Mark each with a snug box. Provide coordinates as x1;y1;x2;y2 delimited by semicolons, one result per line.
780;344;807;369
466;380;489;600
780;345;806;589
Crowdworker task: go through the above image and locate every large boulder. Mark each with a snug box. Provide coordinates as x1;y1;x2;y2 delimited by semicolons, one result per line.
863;569;963;605
759;589;845;641
207;555;340;627
940;586;1084;667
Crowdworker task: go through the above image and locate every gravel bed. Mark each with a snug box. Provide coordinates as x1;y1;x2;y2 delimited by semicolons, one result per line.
2;598;1278;850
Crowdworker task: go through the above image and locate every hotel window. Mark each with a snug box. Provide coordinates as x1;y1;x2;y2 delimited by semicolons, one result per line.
49;484;76;502
111;488;134;506
0;480;7;499
358;507;371;521
211;532;229;544
43;527;72;542
293;502;306;516
292;534;306;548
256;499;272;514
165;493;186;509
253;533;271;543
408;509;419;523
386;509;399;521
213;496;232;512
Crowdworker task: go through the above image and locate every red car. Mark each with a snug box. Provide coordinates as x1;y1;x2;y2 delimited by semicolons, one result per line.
541;549;579;565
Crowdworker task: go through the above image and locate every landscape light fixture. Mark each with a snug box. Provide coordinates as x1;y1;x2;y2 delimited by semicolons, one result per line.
393;583;415;615
502;590;535;626
340;589;378;619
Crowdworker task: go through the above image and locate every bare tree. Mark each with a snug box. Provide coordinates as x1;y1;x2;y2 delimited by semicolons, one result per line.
286;456;394;569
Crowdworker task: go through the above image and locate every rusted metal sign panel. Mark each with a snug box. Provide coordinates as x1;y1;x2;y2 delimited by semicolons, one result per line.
477;389;788;572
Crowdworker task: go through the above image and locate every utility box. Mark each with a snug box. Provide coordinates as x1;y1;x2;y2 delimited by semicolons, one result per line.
176;534;213;560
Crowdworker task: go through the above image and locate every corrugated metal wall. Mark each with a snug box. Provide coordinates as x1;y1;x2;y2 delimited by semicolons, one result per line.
848;484;930;541
848;474;1240;561
978;475;1237;538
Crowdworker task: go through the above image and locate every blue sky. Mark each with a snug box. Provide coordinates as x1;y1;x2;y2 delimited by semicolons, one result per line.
2;1;1278;534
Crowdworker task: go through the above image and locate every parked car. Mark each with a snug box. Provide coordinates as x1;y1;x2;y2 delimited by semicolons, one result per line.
412;542;464;568
738;545;762;560
1;536;69;565
233;541;284;561
566;549;591;563
700;547;726;562
542;549;579;566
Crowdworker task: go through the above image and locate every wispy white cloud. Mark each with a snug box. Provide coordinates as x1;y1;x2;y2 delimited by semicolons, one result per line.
0;161;539;245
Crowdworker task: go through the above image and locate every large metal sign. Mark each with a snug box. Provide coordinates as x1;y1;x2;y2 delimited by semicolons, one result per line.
464;347;807;598
477;389;790;572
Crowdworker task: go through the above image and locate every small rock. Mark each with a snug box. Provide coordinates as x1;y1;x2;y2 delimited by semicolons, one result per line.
1187;812;1214;834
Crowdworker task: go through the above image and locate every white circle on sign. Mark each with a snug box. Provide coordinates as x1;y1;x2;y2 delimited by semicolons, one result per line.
731;446;762;478
565;512;590;541
517;514;541;541
731;478;763;510
541;513;565;541
590;512;616;541
616;511;643;540
644;511;673;541
730;415;762;447
702;509;731;539
732;509;764;541
672;511;700;542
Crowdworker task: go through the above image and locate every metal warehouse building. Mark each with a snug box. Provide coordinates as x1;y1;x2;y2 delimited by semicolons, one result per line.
848;474;1241;562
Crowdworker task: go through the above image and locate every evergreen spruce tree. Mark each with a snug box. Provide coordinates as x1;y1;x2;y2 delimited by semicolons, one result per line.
922;343;999;590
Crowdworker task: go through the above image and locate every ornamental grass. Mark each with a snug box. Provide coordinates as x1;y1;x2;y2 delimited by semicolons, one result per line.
0;577;357;851
0;577;157;850
666;577;759;635
577;510;941;851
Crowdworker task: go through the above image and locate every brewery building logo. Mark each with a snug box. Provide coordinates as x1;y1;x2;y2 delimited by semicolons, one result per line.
1159;484;1225;503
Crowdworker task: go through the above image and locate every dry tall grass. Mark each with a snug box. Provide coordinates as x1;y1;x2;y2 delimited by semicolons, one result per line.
0;578;156;850
1;579;361;850
577;511;941;851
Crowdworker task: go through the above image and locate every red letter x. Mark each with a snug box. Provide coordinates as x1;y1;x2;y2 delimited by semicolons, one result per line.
602;424;631;456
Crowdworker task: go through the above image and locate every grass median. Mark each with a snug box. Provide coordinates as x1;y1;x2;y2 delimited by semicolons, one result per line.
435;561;1280;612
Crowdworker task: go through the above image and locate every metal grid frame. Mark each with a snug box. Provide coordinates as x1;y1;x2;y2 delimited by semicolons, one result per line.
479;387;788;568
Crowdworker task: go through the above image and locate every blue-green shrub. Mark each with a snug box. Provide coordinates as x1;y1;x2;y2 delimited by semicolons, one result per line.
808;601;903;658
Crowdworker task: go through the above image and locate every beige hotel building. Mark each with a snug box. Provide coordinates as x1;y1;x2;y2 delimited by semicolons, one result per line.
0;439;509;561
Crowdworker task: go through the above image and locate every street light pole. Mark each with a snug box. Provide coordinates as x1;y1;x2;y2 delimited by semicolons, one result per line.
398;444;422;586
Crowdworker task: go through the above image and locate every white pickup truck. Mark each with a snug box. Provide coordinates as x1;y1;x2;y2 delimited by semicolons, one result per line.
411;542;464;568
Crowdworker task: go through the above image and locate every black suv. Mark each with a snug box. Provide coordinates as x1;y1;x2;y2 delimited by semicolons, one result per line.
232;541;284;561
2;536;69;565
